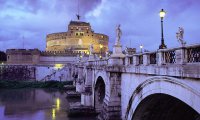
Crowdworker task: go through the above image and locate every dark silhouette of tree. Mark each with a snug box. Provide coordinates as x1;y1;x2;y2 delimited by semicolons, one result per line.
0;51;7;61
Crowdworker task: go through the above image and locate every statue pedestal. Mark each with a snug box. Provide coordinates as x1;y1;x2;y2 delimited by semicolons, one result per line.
111;45;125;58
109;44;125;65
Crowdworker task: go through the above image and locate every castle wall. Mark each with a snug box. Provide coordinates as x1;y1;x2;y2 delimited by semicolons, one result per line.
39;56;77;64
6;49;40;65
46;21;109;53
46;32;108;53
35;66;55;80
6;49;89;65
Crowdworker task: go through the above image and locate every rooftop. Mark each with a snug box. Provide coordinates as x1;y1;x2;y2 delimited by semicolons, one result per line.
69;21;90;26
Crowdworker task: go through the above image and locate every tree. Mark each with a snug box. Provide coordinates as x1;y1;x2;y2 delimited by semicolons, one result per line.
0;51;7;61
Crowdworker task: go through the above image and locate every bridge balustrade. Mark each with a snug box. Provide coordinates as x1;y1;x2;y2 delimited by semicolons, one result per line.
187;45;200;63
77;45;200;67
138;55;143;64
149;53;157;64
124;44;200;66
164;50;176;63
87;59;108;66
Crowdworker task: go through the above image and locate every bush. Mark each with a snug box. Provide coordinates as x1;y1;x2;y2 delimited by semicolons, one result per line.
0;80;71;89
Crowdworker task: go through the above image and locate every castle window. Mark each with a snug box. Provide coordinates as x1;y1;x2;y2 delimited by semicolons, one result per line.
75;32;84;36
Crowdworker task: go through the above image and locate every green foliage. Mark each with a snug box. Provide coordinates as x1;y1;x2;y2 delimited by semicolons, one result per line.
0;80;72;89
0;51;6;61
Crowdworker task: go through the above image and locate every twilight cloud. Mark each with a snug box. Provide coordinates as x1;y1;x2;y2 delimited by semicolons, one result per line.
0;0;199;52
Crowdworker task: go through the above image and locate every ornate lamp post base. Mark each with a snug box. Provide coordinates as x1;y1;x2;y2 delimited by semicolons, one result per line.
159;44;167;49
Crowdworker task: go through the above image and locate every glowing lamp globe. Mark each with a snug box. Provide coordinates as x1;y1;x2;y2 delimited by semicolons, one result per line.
159;9;166;18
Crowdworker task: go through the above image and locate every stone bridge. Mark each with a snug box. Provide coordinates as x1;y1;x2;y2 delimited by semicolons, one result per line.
70;44;200;120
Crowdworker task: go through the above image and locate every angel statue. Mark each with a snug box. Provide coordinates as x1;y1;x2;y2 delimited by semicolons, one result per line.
115;24;122;45
176;27;186;47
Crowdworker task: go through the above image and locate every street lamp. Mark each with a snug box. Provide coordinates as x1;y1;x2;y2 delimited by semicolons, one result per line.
140;45;143;53
159;9;167;49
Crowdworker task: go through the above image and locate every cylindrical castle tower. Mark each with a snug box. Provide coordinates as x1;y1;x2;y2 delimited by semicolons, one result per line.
46;21;109;54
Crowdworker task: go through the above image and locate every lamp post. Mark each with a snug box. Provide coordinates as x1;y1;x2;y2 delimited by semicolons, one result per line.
159;9;167;49
140;45;143;53
100;44;103;59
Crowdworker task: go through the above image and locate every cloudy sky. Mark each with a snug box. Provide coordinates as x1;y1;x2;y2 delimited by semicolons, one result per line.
0;0;199;52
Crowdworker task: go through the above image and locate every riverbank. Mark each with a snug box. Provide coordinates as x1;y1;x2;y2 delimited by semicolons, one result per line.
0;80;73;89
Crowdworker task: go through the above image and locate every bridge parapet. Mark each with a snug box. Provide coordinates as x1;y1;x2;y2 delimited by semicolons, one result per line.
123;44;200;79
76;45;200;68
75;44;200;79
125;44;200;66
87;59;108;66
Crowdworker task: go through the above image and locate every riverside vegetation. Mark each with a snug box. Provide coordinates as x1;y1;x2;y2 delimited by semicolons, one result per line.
0;80;73;89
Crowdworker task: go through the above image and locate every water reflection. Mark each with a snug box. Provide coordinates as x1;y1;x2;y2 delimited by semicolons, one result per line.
52;98;60;120
56;98;60;111
52;108;56;120
0;89;96;120
0;89;68;120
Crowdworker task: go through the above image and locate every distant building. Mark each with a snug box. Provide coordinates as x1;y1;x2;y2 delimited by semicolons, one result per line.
46;21;109;54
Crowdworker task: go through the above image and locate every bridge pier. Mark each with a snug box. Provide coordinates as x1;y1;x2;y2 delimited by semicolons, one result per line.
81;92;93;106
99;72;122;120
81;67;93;106
76;66;85;92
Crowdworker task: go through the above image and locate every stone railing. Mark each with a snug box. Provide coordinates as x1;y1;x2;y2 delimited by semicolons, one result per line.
87;59;108;66
149;52;157;64
187;45;200;63
124;44;200;66
75;44;200;67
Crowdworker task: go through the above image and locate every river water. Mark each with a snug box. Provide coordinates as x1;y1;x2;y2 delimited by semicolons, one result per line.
0;89;96;120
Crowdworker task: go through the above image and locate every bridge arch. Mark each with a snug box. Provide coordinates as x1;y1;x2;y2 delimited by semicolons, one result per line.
125;76;200;120
94;76;106;113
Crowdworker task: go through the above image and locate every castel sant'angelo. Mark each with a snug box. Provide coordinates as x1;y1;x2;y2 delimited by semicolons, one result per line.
6;17;109;64
46;20;108;54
